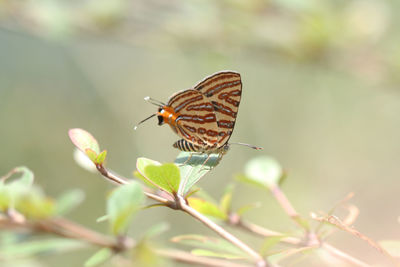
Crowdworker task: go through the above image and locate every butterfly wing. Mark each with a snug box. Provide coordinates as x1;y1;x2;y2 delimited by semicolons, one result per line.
194;71;242;148
167;89;219;148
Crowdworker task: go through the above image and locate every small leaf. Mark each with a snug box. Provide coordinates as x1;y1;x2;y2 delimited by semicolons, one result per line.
171;234;249;259
96;215;109;223
143;222;170;239
84;248;113;267
0;238;85;259
236;202;261;216
293;216;310;231
379;240;400;257
133;170;157;188
144;163;180;194
85;148;98;163
268;246;316;264
260;236;287;256
73;148;97;173
220;184;235;215
9;167;34;187
107;181;145;235
244;156;283;189
95;150;107;165
68;128;100;154
135;158;161;188
16;193;56;219
131;240;164;267
175;152;220;196
188;198;227;220
235;174;267;189
191;249;244;259
56;189;85;215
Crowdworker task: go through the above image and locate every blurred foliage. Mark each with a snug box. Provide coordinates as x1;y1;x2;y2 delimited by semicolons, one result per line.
1;0;400;266
0;0;398;85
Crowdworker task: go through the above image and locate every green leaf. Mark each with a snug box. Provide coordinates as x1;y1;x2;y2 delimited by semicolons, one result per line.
244;156;283;189
16;193;56;219
142;222;170;239
236;202;261;216
293;216;310;231
96;214;109;223
260;236;287;256
136;157;161;186
0;238;85;259
379;240;400;257
131;240;164;267
191;249;244;259
143;163;180;194
220;184;235;215
171;234;249;259
84;248;113;267
235;174;267;189
107;182;145;235
68;128;100;154
9;167;34;188
95;150;107;165
133;171;154;188
188;198;227;220
56;189;85;215
268;246;316;264
175;152;220;196
73;148;97;173
85;148;98;163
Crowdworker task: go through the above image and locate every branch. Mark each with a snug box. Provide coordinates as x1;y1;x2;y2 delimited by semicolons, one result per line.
96;164;174;207
177;196;268;267
269;184;306;229
156;248;254;267
1;214;256;267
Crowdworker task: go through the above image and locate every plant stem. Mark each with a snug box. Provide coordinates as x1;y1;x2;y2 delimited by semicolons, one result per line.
156;248;253;267
230;216;371;267
96;165;174;207
322;243;371;267
177;196;269;267
269;185;304;228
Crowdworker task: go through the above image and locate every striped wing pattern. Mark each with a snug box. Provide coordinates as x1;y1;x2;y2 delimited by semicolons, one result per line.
168;71;242;152
194;71;242;148
167;89;219;147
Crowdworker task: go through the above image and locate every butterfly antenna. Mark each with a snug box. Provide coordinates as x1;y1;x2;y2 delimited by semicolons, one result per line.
144;96;166;107
134;113;156;130
229;142;263;150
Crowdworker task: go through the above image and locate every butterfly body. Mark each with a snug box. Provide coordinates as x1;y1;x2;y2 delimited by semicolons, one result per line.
172;138;230;154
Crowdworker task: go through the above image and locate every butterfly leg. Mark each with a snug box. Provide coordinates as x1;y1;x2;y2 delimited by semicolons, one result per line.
181;153;193;165
198;153;222;171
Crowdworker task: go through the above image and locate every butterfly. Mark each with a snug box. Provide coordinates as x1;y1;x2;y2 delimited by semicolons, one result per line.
135;71;261;158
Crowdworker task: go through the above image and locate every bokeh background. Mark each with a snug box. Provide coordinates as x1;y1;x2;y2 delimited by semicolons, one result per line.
1;0;399;266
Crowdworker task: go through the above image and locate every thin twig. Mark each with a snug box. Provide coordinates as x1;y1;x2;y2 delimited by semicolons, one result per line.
156;248;254;267
177;196;269;267
322;243;371;267
269;185;305;229
48;218;121;248
312;213;396;265
96;165;175;207
234;218;301;245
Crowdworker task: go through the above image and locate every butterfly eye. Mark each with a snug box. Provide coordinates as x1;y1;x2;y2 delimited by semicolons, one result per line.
157;115;164;125
158;107;162;113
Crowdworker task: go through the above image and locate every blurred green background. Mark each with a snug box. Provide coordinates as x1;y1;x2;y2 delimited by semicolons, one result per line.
1;0;399;266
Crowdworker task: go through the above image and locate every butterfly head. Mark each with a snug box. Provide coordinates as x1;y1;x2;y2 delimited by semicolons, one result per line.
156;106;179;126
157;107;164;125
134;97;167;130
